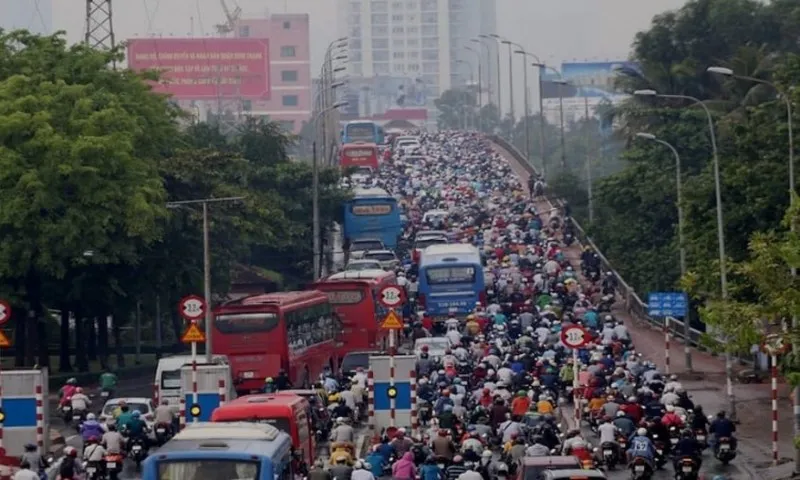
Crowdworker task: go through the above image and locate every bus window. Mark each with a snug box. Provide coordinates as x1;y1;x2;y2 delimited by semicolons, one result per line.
158;459;259;480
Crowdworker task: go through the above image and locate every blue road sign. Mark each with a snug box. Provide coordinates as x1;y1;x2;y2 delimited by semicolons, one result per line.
647;291;688;318
373;382;411;410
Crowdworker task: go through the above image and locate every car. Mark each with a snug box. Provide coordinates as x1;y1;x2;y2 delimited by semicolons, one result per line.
362;250;400;270
345;259;384;271
340;350;384;378
516;456;582;480
99;397;157;430
413;337;452;359
349;238;386;259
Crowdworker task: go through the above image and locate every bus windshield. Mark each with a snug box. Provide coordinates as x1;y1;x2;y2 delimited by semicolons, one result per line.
214;313;279;334
346;124;375;141
157;459;259;480
425;266;476;284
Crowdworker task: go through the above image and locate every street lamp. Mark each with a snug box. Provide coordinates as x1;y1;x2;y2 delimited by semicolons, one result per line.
312;101;348;280
478;34;501;111
463;46;483;130
636;132;691;369
499;39;521;129
167;196;245;362
553;78;569;168
634;88;733;417
513;49;532;162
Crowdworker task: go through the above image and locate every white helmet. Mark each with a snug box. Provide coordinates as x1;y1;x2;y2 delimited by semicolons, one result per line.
637;428;647;436
666;405;675;412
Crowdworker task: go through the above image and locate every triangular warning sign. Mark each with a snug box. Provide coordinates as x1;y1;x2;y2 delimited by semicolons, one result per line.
380;310;404;330
0;330;11;348
181;323;206;343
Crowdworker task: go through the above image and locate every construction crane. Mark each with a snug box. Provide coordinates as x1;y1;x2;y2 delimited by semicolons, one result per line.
215;0;242;36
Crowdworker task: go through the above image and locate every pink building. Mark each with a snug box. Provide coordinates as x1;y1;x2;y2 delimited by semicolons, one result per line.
235;14;311;134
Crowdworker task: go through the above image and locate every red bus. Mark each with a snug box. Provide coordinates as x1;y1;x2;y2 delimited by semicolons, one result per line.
211;393;315;465
340;142;379;170
311;270;397;354
212;290;342;394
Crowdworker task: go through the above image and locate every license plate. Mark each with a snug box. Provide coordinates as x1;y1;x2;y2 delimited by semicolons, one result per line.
157;428;165;434
671;438;678;444
132;446;142;452
656;449;663;455
697;435;705;441
682;466;692;472
107;463;116;469
437;464;445;469
64;407;71;412
720;445;730;451
635;465;644;472
73;415;81;421
87;467;96;474
603;450;612;455
101;391;109;397
242;371;256;379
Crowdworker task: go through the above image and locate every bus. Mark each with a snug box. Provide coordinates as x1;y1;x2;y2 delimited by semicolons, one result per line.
343;187;403;250
417;244;486;317
342;120;385;144
141;422;294;480
311;269;397;353
340;142;379;171
212;291;342;394
211;394;315;466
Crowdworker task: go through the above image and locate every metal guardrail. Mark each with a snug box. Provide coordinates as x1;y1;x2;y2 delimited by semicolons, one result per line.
487;134;712;353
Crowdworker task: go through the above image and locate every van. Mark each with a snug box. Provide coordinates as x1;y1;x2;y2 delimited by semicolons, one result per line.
154;355;228;411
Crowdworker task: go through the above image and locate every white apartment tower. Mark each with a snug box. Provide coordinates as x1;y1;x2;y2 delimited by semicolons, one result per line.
339;0;497;107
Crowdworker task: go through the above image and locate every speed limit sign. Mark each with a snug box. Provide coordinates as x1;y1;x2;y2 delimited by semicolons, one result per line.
561;325;588;349
179;295;207;323
378;286;405;308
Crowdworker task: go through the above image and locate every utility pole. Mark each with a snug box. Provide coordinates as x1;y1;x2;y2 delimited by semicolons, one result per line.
85;0;115;50
584;97;594;223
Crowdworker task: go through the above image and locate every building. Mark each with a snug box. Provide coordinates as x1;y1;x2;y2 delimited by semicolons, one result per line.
0;0;52;35
233;13;311;134
338;0;497;123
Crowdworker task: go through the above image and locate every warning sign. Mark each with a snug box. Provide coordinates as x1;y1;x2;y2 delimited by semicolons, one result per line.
181;323;206;344
0;330;11;348
380;310;404;330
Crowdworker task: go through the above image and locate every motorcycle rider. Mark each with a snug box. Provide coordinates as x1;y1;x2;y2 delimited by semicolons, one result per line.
672;428;703;472
627;427;655;468
154;398;176;435
101;423;125;455
58;378;78;407
597;416;619;456
120;410;149;449
262;377;278;394
709;411;737;452
274;369;293;390
612;410;636;437
525;435;551;457
662;405;685;428
82;436;107;475
79;413;105;443
19;443;47;477
13;460;38;480
330;417;355;444
98;370;118;397
58;446;82;480
69;387;91;419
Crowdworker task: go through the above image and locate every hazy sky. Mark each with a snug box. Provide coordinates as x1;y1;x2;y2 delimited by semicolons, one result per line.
54;0;688;69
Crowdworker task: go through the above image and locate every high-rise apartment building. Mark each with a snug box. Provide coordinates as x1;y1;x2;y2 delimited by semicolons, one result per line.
234;14;312;134
338;0;496;116
0;0;52;35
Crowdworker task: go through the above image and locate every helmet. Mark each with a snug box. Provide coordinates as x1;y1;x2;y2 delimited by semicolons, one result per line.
67;378;77;385
666;405;675;412
24;444;36;452
86;413;96;421
264;377;274;383
88;436;99;443
637;428;647;436
132;411;141;418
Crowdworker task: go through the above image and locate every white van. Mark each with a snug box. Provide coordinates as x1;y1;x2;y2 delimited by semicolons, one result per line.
154;354;228;411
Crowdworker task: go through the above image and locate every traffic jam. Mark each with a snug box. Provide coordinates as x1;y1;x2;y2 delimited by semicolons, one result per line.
41;123;738;480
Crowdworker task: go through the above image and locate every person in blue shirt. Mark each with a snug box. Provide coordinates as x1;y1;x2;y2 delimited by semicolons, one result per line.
419;456;443;480
434;390;454;415
375;436;395;464
627;428;655;467
709;411;737;452
363;446;386;478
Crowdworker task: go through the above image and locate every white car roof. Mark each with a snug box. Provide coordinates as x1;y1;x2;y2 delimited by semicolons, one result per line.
103;397;152;406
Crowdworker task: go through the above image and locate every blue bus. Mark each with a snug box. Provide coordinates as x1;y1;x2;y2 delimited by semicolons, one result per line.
343;187;403;250
418;244;485;316
342;120;385;144
142;422;294;480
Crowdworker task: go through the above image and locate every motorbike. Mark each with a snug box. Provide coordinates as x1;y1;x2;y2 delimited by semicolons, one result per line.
675;456;699;480
599;441;618;469
70;408;87;431
616;433;628;451
154;422;173;446
129;437;149;468
417;400;433;426
669;426;681;447
652;434;667;469
83;460;103;480
630;456;653;480
714;436;737;464
694;428;707;449
60;403;73;422
104;453;124;480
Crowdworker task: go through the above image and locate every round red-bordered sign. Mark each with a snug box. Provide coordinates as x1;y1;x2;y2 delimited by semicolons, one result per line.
179;295;207;323
0;300;11;326
378;285;405;308
561;325;588;349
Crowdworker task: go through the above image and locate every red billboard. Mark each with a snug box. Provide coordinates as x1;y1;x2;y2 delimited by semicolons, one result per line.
127;38;270;100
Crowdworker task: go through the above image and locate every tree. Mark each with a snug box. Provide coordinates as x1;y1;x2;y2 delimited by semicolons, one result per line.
0;31;177;368
435;88;478;130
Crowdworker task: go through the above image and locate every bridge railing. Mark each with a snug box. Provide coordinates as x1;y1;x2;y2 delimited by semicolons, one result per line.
488;134;712;353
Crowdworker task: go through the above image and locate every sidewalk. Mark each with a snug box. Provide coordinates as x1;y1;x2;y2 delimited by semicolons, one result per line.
493;139;795;472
